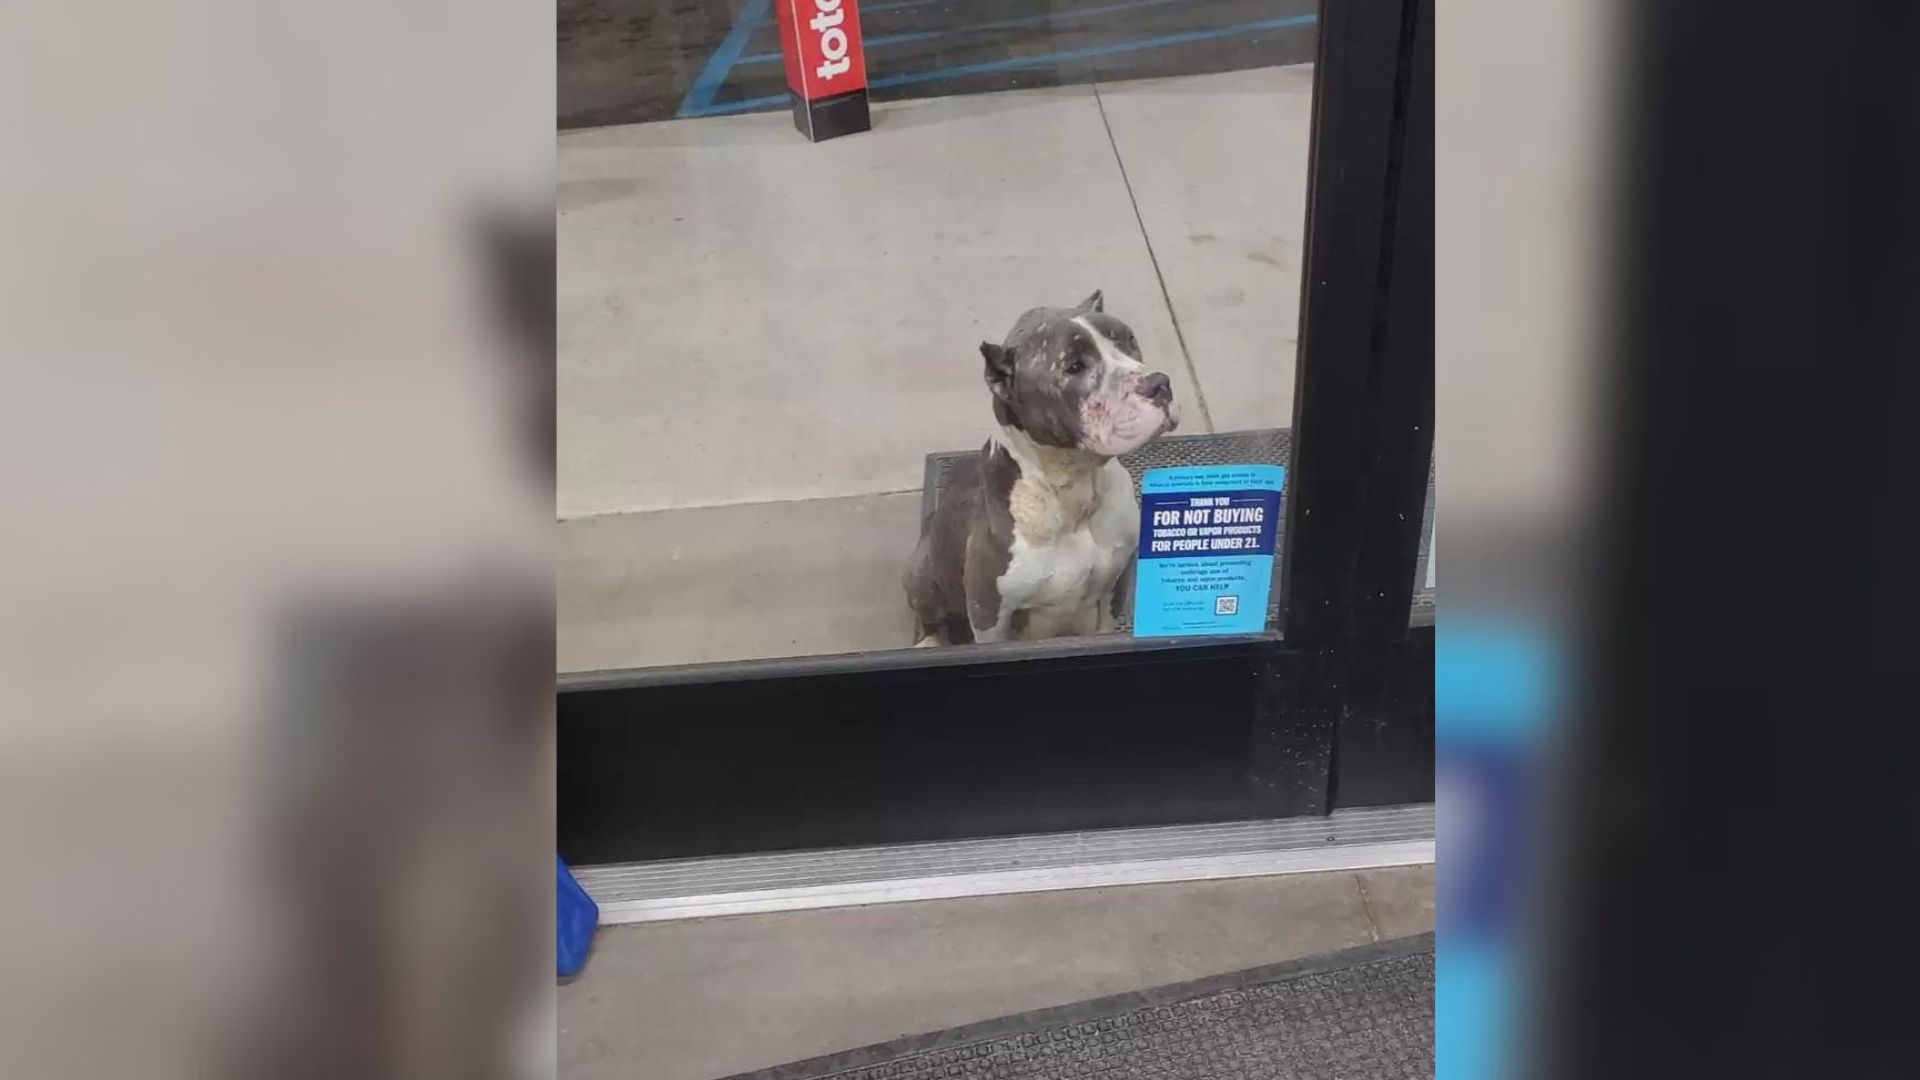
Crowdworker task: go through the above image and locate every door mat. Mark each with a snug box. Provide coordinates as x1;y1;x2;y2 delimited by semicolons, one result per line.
718;932;1434;1080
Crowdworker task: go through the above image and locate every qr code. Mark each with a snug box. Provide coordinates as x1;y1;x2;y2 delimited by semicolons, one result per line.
1214;595;1240;616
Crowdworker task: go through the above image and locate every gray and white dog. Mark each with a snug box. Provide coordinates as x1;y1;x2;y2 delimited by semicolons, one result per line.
906;291;1179;645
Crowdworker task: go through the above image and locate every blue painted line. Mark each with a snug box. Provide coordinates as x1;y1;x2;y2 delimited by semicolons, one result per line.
676;0;775;118
683;92;792;117
870;12;1316;88
736;0;1213;66
679;11;1316;118
863;0;978;13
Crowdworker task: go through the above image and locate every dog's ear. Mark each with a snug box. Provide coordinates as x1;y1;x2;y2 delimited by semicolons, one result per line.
1076;289;1104;313
981;341;1014;400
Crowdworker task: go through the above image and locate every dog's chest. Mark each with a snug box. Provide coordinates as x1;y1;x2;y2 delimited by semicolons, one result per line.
999;460;1139;613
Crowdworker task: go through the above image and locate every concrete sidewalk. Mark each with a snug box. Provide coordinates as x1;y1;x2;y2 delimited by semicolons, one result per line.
558;866;1433;1080
559;65;1312;672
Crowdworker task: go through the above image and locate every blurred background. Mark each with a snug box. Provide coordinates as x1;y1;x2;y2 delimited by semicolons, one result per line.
4;0;1917;1077
1442;1;1920;1078
0;2;554;1078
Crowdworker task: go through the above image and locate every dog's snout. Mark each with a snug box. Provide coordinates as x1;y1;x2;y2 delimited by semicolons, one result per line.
1140;372;1173;404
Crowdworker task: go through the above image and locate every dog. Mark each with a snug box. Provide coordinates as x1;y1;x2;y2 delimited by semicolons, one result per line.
906;291;1180;645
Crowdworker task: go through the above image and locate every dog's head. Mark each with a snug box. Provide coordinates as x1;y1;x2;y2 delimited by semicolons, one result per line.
980;290;1180;457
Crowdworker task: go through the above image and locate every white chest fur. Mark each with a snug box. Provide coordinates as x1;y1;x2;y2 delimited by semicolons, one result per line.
995;455;1139;638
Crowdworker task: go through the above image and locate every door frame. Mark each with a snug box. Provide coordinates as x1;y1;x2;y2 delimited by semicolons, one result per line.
558;0;1434;864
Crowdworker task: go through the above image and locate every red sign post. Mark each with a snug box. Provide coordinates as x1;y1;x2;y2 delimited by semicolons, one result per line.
773;0;871;140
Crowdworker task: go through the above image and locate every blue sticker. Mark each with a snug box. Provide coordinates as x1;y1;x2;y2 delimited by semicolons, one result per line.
1133;464;1286;636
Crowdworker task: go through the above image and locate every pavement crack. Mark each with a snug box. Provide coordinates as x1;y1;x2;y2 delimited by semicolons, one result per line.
1091;80;1216;434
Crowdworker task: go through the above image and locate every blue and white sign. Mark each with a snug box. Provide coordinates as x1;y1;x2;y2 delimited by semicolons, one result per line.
1132;464;1286;636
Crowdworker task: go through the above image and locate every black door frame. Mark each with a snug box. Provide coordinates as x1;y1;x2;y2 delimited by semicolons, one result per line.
558;0;1434;865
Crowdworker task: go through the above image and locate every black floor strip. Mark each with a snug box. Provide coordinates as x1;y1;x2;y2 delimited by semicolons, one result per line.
717;932;1435;1080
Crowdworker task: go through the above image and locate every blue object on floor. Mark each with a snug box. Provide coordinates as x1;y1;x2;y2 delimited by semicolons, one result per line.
557;856;598;978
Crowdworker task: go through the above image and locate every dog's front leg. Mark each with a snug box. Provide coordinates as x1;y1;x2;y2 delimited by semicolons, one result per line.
966;582;1015;643
1058;604;1101;637
964;529;1016;645
971;610;1016;643
1099;559;1134;634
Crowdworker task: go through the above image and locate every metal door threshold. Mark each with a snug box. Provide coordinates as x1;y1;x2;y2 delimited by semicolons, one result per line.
573;804;1434;924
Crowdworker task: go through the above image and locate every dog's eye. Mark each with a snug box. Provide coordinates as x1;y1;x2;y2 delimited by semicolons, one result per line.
1065;358;1087;375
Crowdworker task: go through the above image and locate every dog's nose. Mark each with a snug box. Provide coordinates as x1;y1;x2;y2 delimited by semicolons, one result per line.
1140;372;1172;404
